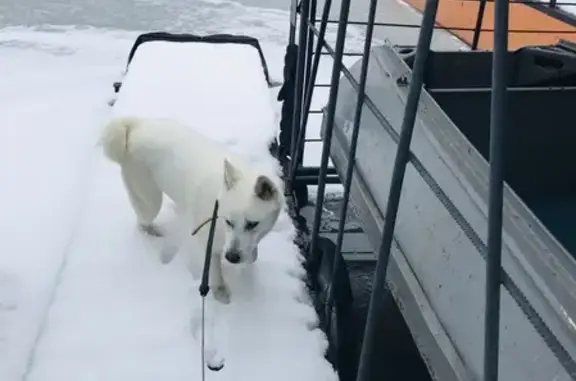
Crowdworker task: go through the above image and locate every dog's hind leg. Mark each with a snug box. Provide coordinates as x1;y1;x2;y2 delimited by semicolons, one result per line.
121;161;163;236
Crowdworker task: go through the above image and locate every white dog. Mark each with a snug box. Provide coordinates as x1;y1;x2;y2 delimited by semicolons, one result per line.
100;116;284;304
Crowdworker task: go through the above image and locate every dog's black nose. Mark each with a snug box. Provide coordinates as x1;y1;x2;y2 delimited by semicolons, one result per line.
225;251;241;264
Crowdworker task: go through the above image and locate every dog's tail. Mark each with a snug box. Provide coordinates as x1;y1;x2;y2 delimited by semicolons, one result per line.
101;116;141;163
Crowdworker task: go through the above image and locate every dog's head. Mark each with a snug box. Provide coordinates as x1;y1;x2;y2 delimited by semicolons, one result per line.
218;158;283;265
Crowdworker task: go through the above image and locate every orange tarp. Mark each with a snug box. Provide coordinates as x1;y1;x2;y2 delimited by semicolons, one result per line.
403;0;576;49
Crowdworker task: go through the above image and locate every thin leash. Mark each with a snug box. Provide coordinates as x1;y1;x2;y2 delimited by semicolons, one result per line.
197;200;220;381
201;296;206;381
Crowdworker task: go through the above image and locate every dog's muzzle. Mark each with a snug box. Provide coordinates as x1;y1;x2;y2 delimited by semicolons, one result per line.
224;247;258;264
225;250;241;264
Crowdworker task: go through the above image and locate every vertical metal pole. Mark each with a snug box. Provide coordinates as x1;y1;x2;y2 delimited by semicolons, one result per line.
289;0;333;185
299;0;317;168
308;0;352;258
355;0;438;379
289;0;298;45
302;0;332;128
291;0;311;161
483;0;509;377
304;0;317;102
472;0;487;50
326;0;378;327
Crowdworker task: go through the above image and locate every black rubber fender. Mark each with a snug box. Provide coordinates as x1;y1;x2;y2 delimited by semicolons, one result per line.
311;236;357;381
293;183;309;212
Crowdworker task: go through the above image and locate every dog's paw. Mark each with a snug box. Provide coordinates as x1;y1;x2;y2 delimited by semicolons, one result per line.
139;223;165;237
160;244;178;264
207;356;225;372
205;346;225;371
212;285;231;305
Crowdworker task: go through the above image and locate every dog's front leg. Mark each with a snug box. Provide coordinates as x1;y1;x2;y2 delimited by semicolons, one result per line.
190;295;226;371
209;253;230;304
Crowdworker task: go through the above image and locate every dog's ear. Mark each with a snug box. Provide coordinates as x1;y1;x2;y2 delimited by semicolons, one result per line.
224;158;241;190
254;175;276;201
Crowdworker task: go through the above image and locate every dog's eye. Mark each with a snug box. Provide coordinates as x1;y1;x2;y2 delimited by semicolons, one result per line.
244;220;259;231
225;219;234;228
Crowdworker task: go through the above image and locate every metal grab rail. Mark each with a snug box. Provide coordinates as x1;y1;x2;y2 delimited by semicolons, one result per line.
471;0;576;48
328;19;576;34
483;0;508;377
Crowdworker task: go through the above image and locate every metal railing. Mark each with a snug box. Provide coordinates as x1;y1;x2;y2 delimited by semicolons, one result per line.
284;0;576;380
472;0;576;48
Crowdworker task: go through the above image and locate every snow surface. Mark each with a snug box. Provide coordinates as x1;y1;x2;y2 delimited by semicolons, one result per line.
112;41;279;161
0;28;134;381
6;37;337;381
